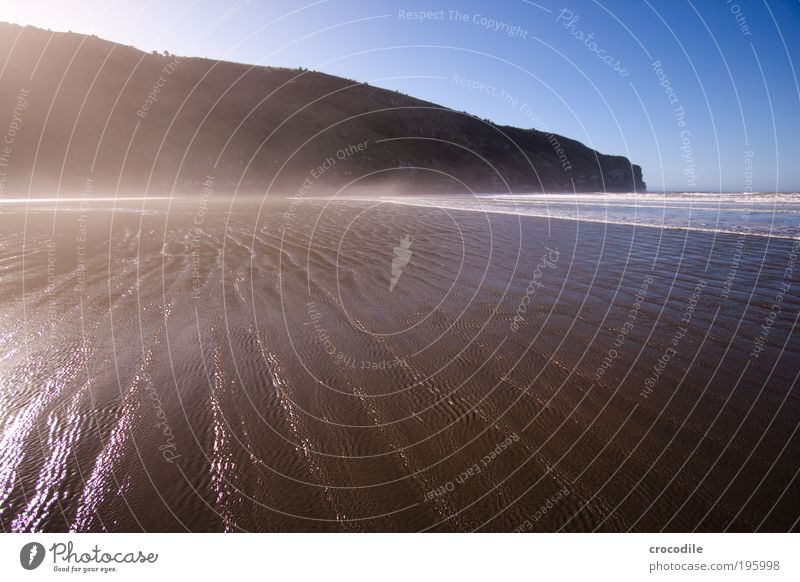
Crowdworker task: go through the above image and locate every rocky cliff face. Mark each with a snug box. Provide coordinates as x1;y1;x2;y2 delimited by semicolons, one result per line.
0;22;645;196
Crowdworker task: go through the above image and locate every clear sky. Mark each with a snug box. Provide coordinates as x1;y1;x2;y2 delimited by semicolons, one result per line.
3;0;799;192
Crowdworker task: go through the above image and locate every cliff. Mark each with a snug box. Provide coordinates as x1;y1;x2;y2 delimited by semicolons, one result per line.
0;22;645;196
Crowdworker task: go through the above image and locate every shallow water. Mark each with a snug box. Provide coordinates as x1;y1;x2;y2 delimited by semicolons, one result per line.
347;192;800;240
0;195;797;532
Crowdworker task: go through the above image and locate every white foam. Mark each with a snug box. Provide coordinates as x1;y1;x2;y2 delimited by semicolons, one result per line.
331;193;800;240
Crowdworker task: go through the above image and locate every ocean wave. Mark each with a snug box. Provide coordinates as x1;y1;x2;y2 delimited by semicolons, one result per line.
337;194;800;240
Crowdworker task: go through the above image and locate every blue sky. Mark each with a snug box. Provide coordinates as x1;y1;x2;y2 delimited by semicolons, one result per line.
4;0;800;191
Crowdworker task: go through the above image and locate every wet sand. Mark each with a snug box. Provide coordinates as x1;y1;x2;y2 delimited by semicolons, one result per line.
0;196;797;532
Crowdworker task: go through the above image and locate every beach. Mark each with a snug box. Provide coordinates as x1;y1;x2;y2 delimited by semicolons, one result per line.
0;195;797;532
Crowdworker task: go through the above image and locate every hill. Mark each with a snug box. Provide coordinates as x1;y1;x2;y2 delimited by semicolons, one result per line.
0;22;645;196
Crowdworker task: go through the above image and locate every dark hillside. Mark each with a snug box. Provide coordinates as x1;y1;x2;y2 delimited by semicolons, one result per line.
0;22;644;196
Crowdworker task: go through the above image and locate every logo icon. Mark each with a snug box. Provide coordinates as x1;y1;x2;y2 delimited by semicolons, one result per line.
20;542;45;570
390;235;413;292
